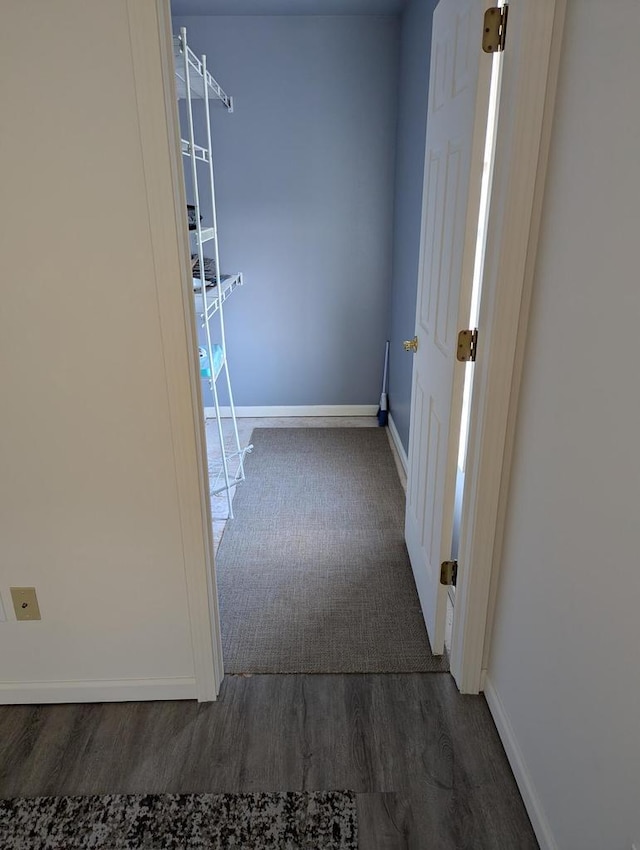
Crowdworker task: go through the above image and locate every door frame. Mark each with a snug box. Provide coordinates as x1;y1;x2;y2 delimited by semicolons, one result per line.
447;0;567;691
138;0;566;700
128;0;224;701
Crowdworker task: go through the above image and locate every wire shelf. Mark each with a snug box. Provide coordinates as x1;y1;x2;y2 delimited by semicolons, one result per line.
193;273;243;323
173;36;233;109
209;446;254;496
181;138;209;162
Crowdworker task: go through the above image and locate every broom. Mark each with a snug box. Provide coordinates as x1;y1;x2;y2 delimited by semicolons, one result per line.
377;340;390;427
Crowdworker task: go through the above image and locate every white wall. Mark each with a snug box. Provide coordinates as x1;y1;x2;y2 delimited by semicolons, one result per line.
486;2;640;848
0;1;202;700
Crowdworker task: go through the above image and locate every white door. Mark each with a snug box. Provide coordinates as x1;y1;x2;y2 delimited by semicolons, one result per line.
405;0;492;654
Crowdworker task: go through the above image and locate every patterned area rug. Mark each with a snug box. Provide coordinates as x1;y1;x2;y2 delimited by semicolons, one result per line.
216;428;448;673
0;791;357;849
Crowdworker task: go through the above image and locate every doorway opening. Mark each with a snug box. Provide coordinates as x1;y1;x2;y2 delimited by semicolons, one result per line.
170;9;449;678
168;0;528;684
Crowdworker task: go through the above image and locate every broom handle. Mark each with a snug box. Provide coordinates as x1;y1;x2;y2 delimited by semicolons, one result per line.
382;340;390;395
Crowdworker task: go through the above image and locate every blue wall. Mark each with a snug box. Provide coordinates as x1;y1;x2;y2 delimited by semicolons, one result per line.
173;15;400;408
388;0;436;450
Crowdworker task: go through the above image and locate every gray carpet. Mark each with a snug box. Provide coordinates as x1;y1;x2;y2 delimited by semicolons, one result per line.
216;428;449;674
0;791;357;849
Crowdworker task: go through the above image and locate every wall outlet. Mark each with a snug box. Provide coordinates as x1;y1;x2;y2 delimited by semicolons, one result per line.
0;592;6;622
10;587;41;621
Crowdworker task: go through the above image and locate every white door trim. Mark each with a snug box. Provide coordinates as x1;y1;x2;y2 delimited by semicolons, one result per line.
127;0;223;702
449;0;567;692
130;0;567;701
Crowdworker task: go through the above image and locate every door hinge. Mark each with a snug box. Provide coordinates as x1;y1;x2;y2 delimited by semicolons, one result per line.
457;328;478;362
482;5;508;53
440;560;458;586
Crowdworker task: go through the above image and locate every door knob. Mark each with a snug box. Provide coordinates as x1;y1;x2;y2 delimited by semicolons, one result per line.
403;336;418;353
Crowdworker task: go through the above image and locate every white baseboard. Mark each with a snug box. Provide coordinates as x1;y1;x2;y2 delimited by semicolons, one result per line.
0;676;198;704
484;676;558;850
387;413;408;476
204;405;378;419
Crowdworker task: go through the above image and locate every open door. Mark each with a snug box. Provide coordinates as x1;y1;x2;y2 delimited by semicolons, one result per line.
405;0;494;655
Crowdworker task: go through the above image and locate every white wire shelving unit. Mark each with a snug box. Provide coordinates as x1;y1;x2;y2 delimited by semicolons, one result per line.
174;27;252;518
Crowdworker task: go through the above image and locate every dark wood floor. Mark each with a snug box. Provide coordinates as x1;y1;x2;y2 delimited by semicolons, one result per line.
0;673;538;849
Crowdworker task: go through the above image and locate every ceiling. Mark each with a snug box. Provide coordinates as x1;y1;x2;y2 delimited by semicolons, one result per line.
171;0;407;16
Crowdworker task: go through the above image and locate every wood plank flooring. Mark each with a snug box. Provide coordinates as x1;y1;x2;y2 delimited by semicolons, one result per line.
0;673;538;849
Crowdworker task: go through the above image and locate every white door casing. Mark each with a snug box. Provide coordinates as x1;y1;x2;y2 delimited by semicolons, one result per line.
451;0;566;693
129;0;223;701
141;0;562;701
405;0;492;654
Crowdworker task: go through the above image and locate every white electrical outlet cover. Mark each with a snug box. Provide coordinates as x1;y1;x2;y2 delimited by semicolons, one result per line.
0;592;6;622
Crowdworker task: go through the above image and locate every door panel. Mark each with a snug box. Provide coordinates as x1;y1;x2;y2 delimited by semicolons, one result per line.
405;0;491;654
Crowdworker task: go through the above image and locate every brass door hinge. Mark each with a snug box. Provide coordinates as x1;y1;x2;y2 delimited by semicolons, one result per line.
457;328;478;362
440;560;458;586
482;5;508;53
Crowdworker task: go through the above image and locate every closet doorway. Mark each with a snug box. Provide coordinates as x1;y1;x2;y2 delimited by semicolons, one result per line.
170;3;431;679
161;0;555;690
